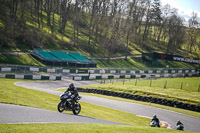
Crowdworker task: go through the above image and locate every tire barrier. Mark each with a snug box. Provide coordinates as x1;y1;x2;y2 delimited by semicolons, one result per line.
77;88;200;112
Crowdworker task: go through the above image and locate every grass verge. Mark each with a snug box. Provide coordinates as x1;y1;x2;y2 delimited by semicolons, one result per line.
78;92;200;118
0;54;45;66
80;77;200;105
0;79;151;126
0;123;194;133
0;53;198;69
95;57;198;69
0;79;198;132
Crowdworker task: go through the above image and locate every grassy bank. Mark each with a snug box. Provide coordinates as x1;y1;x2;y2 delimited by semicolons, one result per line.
78;92;200;118
0;79;150;126
0;54;198;69
96;57;198;69
0;79;198;132
81;77;200;105
0;54;45;66
0;123;194;133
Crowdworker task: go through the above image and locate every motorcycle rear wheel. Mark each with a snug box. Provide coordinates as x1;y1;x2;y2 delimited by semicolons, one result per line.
57;101;65;113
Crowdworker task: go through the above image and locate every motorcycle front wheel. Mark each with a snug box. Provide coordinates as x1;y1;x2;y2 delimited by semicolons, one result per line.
57;101;65;113
72;103;81;115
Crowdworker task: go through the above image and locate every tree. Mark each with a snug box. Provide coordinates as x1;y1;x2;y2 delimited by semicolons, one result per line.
87;0;98;48
166;14;185;54
59;0;72;36
123;0;136;59
187;12;200;53
142;0;152;43
157;4;171;42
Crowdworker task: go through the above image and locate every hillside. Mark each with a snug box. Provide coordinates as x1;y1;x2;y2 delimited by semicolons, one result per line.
0;1;199;68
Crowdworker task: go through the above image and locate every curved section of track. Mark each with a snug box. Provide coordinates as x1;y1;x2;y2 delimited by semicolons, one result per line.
13;80;200;132
0;103;126;125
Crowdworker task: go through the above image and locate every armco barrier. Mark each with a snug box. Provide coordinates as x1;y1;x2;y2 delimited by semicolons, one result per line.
77;88;200;112
73;72;198;81
1;66;199;75
0;74;61;80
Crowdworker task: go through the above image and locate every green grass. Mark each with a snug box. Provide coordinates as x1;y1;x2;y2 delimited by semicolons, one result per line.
78;92;200;118
0;78;198;132
0;20;4;28
95;57;198;69
0;79;58;110
0;53;198;69
81;77;200;105
0;79;151;126
95;57;146;69
0;123;194;133
0;54;45;66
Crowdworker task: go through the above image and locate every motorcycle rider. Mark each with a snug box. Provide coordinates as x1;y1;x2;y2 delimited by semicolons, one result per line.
176;120;184;130
151;115;160;127
64;83;79;108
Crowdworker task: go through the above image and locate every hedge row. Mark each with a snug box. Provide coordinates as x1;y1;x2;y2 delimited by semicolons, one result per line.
77;88;200;112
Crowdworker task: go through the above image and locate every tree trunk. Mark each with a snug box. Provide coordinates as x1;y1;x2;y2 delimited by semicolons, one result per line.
40;0;43;28
37;0;40;28
46;0;51;27
157;21;164;42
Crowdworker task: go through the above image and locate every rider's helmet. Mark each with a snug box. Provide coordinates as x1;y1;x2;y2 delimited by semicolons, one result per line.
69;83;74;88
153;115;157;119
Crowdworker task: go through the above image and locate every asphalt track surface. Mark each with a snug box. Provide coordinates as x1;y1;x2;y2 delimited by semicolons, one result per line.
0;103;125;125
3;79;200;132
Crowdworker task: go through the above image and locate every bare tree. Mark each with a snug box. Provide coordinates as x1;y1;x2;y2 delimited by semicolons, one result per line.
166;13;185;54
59;0;72;37
187;12;200;53
157;4;171;42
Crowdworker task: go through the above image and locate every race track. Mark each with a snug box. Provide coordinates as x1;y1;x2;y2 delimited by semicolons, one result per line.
0;103;125;125
3;79;200;132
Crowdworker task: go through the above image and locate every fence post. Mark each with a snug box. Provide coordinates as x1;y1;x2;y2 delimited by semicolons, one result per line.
180;82;183;89
198;84;200;92
123;79;125;85
150;79;152;87
164;80;167;89
135;79;137;86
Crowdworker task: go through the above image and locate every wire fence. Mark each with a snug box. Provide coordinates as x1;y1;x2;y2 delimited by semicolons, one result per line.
100;78;200;92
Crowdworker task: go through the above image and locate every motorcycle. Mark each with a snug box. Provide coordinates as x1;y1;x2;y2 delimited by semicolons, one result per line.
177;124;184;130
150;120;157;127
57;92;82;115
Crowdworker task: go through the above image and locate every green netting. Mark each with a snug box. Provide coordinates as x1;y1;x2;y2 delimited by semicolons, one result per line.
51;51;77;62
69;53;91;63
36;50;58;60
